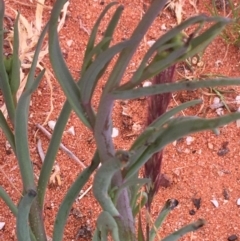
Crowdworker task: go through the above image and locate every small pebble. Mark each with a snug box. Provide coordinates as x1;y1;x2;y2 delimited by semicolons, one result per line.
189;209;196;215
67;126;75;136
48;120;56;130
216;107;224;116
143;81;152;87
223;188;230;200
111;127;119;138
147;40;155;47
211;199;219;208
236;95;240;105
213;96;220;104
237;198;240;206
66;39;73;47
228;234;238;241
208;143;214;150
192;198;201;210
186;136;194;145
0;222;5;230
161;23;167;30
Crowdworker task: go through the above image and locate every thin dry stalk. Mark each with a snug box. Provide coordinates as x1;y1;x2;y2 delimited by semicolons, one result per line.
144;65;176;241
144;65;176;210
36;124;86;169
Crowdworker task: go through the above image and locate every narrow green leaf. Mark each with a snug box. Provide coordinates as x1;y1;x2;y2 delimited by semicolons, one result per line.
0;0;15;123
99;5;124;53
10;12;20;97
112;78;240;100
52;151;100;241
183;19;230;58
149;199;179;241
128;100;202;168
0;186;18;216
38;101;71;208
138;213;145;241
133;192;148;217
113;178;150;205
117;15;228;90
125;113;240;181
25;23;48;90
80;39;136;105
0;110;16;154
15;70;45;191
130;99;202;151
103;0;168;92
80;36;112;77
139;45;188;82
17;189;37;241
83;2;118;68
48;0;90;128
79;4;124;90
162;219;205;241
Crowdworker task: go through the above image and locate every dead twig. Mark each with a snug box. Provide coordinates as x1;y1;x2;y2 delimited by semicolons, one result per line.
78;17;90;36
78;185;92;200
36;124;86;169
37;138;45;162
37;138;61;186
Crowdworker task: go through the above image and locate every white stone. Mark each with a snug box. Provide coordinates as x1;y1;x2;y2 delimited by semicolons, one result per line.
48;120;56;130
0;222;5;230
112;128;119;138
211;199;219;208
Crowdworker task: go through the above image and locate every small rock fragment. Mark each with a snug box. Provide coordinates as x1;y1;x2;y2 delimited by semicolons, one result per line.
215;60;223;67
161;23;167;30
213;97;220;104
67;126;75;136
132;123;141;133
5;141;11;155
189;209;196;215
223;188;230;200
191;56;198;65
147;40;156;47
66;39;73;47
192;198;201;210
210;97;223;110
208;143;214;150
143;81;152;87
173;168;180;176
236;95;240;105
217;141;229;156
216;107;224;116
228;234;238;241
237;198;240;206
236;107;240;128
122;106;130;116
111;127;119;138
48;120;56;130
211;199;219;208
186;136;194;145
0;222;5;230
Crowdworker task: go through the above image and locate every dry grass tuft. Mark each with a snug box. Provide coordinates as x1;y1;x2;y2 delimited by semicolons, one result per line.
3;1;69;125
